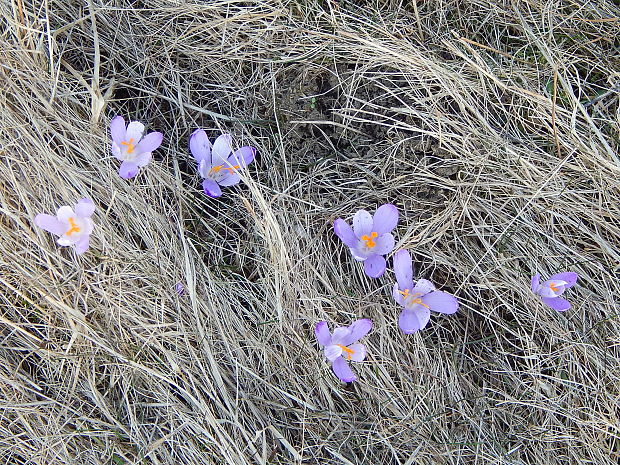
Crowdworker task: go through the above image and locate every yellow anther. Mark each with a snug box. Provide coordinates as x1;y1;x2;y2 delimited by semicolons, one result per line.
209;164;240;175
549;282;559;293
399;289;410;297
361;231;379;248
66;217;81;236
411;298;430;308
336;344;355;360
121;138;136;154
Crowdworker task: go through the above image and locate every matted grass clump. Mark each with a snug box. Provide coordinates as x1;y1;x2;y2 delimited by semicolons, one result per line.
1;0;620;463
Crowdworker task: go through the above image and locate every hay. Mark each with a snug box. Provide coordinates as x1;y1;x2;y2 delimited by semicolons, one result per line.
1;0;619;463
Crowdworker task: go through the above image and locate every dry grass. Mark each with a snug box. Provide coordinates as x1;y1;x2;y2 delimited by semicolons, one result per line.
1;0;620;463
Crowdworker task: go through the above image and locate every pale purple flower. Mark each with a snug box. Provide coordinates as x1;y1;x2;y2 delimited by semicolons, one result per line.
175;282;185;296
34;198;95;254
333;204;398;278
315;319;372;383
531;272;578;312
189;129;256;198
392;249;459;333
110;116;163;179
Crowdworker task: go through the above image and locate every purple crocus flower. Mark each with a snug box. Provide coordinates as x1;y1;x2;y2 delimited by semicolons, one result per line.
333;204;398;278
34;198;95;254
315;319;372;383
531;272;578;312
110;116;163;179
189;129;256;198
392;249;459;333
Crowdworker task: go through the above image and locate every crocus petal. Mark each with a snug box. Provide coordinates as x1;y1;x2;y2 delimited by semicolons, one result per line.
331;356;356;383
334;219;357;248
412;279;436;296
324;344;343;361
392;283;405;306
110;116;126;145
133;152;152;168
218;171;241;187
119;161;139;179
364;254;386;278
331;327;351;345
372;233;395;255
422;290;459;314
315;321;331;346
74;236;90;254
212;134;233;165
189;129;212;163
56;206;75;223
202;179;222;198
353;209;373;238
393;249;413;290
135;131;163;153
74;198;95;217
541;296;571;312
531;273;541;293
548;272;578;288
372;203;398;234
341;318;372;346
229;146;255;166
348;343;367;362
399;309;421;334
35;214;65;235
125;121;145;142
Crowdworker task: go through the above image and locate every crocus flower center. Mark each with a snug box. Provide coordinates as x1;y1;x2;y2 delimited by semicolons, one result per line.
549;282;559;293
65;217;81;236
336;344;355;360
209;164;240;175
399;289;430;308
360;231;379;248
121;138;136;154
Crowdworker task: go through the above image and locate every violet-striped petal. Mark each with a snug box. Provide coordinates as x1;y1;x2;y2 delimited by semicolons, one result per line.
110;116;126;145
324;345;342;361
35;214;65;236
75;198;95;217
548;272;578;288
334;219;357;248
372;203;398;235
315;321;331;346
353;209;373;238
541;296;571;312
341;318;372;346
393;249;414;290
135;131;163;153
364;254;386;278
189;129;212;163
531;273;541;293
119;161;139;179
348;343;367;362
331;356;356;383
202;179;222;197
331;327;351;345
422;290;459;314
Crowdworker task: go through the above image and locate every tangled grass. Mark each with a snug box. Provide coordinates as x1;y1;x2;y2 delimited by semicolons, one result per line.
1;0;620;463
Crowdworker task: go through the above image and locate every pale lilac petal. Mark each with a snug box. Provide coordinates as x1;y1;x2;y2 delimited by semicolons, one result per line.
341;319;372;346
331;356;356;383
372;233;394;255
324;345;342;361
531;273;541;293
364;254;386;278
74;199;95;217
175;283;185;296
74;236;90;254
416;306;431;330
189;129;212;163
229;146;255;166
422;291;459;314
135;131;163;153
218;171;241;187
202;179;222;197
348;343;366;362
353;209;373;237
110;116;126;145
35;214;65;235
334;219;357;248
393;283;405;306
56;206;74;223
548;272;578;288
412;279;435;296
331;327;351;345
393;249;413;290
538;281;565;298
212;134;233;165
541;296;571;312
315;321;331;346
125;121;145;142
399;309;421;334
372;203;398;235
133;152;152;168
119;161;139;179
112;142;122;159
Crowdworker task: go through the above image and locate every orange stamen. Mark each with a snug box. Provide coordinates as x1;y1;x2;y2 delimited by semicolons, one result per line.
337;344;355;360
549;282;559;293
66;218;81;236
209;164;240;175
121;138;135;154
360;231;379;248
